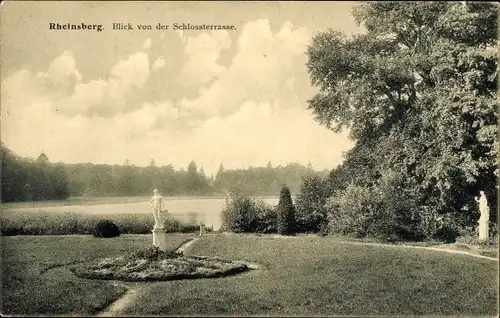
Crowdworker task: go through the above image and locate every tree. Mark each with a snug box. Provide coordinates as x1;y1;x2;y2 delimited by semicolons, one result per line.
306;2;497;233
295;174;331;233
276;185;296;235
149;158;156;167
217;163;224;176
36;152;50;164
307;162;314;172
187;160;198;174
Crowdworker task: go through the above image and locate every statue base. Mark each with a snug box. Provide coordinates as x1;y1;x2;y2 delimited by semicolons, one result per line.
478;219;489;244
152;227;168;251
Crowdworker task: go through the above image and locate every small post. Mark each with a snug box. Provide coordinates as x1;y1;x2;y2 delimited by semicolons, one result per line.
199;223;206;237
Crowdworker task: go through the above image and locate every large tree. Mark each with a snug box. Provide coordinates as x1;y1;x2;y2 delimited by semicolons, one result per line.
306;2;497;228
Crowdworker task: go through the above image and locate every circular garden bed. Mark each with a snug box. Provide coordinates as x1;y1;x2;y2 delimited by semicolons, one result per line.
69;246;251;282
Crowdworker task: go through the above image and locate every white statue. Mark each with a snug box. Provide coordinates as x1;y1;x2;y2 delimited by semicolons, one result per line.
474;190;490;242
149;189;165;229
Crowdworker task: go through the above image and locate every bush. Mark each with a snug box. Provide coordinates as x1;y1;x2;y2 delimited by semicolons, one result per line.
164;218;199;233
326;184;381;238
295;174;331;233
323;168;496;243
220;194;276;233
276;185;296;235
129;245;180;261
254;200;277;234
221;195;257;233
93;220;120;238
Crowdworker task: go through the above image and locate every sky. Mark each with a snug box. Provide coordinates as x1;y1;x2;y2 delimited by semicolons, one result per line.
1;1;364;175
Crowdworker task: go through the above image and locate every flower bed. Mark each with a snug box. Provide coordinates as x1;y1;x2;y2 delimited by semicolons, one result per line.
69;247;250;282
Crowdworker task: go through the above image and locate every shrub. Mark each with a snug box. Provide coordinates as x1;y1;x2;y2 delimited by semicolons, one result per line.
276;185;296;235
164;218;199;233
326;183;380;238
295;174;332;233
220;194;276;233
221;195;258;233
129;245;180;260
456;235;491;246
324;168;495;243
93;219;120;238
254;200;277;234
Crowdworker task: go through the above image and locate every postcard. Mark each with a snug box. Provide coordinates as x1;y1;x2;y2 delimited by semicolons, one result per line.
1;1;498;317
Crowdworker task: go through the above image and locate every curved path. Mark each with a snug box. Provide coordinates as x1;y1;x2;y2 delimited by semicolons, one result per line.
338;240;498;261
96;284;142;317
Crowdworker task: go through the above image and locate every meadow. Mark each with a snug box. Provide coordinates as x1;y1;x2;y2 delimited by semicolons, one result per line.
1;234;193;315
1;234;498;316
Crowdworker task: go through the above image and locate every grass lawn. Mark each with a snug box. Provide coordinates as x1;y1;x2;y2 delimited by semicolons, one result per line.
123;234;499;316
1;234;498;316
1;234;193;315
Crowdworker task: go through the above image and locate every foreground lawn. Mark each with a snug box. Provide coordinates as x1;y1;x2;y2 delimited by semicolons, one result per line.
1;234;193;315
124;234;498;316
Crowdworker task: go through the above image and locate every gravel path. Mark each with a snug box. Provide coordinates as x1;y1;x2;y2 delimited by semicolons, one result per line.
97;285;142;317
339;240;498;261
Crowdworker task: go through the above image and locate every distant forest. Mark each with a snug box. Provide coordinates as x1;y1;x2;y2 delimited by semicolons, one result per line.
0;145;329;202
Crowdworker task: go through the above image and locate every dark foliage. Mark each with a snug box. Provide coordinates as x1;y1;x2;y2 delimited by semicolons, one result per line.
221;194;277;233
295;174;332;233
93;220;120;238
276;185;296;235
1;146;70;203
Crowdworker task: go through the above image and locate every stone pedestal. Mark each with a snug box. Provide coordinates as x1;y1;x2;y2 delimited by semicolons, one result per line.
199;223;206;236
152;227;168;251
478;219;489;243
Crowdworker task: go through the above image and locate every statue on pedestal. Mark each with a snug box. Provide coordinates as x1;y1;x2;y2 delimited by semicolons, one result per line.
149;189;169;251
474;190;490;243
149;189;164;230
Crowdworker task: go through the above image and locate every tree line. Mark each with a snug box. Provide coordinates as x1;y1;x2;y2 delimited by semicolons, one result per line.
1;144;328;202
1;146;70;202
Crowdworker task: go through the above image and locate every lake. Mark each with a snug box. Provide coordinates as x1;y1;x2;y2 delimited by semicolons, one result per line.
2;197;281;231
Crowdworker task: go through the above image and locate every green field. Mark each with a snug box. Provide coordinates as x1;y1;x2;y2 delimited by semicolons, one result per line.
1;234;193;315
2;234;498;316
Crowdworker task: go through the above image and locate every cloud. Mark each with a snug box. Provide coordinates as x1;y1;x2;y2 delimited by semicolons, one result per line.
56;51;151;117
152;57;166;71
110;52;150;89
45;50;82;86
30;50;82;95
178;31;231;87
177;19;314;120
